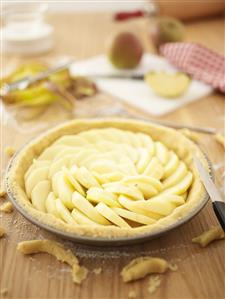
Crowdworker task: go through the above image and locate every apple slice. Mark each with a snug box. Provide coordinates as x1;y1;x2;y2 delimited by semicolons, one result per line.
145;71;190;98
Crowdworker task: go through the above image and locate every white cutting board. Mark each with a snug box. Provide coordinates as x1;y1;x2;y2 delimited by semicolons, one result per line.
70;54;212;116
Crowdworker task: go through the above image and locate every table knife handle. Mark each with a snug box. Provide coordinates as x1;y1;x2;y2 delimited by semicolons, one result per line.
213;201;225;232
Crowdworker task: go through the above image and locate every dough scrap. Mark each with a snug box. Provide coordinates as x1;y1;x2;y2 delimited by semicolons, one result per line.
179;129;199;142
148;275;161;294
192;226;225;247
0;187;6;198
168;263;178;271
0;288;8;297
4;146;16;158
0;202;13;213
93;267;102;275
17;240;89;284
128;290;137;298
214;133;225;149
0;227;6;237
121;257;168;282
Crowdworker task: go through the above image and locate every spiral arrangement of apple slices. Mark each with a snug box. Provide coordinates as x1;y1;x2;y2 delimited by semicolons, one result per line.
24;128;193;228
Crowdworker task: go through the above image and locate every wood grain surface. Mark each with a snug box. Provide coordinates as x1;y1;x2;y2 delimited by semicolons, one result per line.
1;12;225;299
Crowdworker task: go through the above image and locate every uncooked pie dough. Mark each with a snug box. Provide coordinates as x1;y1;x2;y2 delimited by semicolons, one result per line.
0;202;13;213
0;288;8;297
128;290;137;298
179;129;199;142
148;275;161;294
121;257;168;282
93;267;102;275
192;226;225;247
0;187;6;198
4;146;16;158
0;227;5;237
17;240;88;284
214;133;225;149
7;119;208;238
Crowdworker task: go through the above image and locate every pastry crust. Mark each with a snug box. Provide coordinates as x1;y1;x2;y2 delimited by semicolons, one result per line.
192;226;225;247
0;202;13;213
17;240;88;284
0;187;6;198
93;267;102;275
5;146;16;158
214;133;225;149
128;290;137;298
0;227;6;237
0;288;8;297
148;275;161;294
6;118;208;238
179;129;199;142
121;257;168;282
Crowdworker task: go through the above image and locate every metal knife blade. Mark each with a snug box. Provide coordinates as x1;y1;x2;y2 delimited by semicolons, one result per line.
194;156;224;203
130;116;217;135
89;73;144;80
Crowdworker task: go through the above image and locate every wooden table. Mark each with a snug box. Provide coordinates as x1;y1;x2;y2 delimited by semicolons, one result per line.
1;12;225;299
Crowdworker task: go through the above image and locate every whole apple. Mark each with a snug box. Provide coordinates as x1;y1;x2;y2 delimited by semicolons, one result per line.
107;32;143;69
150;17;185;51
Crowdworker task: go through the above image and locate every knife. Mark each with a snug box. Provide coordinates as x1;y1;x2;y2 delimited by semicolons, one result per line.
88;73;144;80
130;116;217;135
194;156;225;231
0;60;74;96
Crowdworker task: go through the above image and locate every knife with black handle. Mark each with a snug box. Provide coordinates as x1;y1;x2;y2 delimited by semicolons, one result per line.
194;156;225;231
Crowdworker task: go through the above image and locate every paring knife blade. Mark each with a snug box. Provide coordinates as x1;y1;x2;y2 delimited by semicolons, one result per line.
131;116;217;135
194;156;223;203
194;156;225;231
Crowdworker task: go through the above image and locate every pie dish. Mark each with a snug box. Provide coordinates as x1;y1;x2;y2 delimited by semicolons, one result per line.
6;118;210;244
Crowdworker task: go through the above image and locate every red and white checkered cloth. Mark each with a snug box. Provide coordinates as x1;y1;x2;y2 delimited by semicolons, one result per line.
160;42;225;93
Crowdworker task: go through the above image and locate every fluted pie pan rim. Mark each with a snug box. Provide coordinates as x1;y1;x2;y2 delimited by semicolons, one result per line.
5;118;210;245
